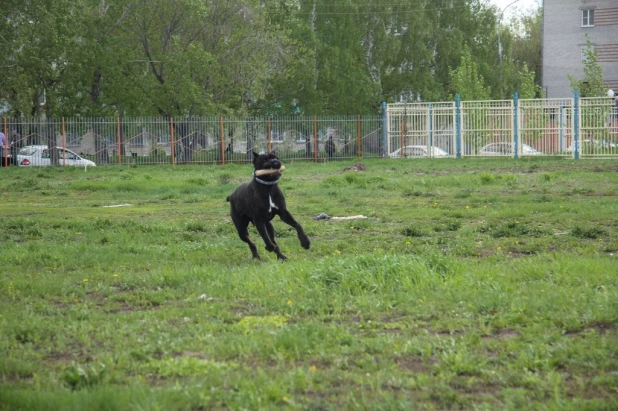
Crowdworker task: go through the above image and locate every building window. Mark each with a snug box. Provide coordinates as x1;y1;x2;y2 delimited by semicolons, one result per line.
582;9;594;27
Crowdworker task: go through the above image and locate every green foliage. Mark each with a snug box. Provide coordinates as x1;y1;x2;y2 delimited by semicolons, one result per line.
449;46;491;100
518;64;542;99
568;37;605;97
0;0;543;116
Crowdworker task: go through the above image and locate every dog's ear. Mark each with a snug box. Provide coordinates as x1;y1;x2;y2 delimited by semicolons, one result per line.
269;150;276;156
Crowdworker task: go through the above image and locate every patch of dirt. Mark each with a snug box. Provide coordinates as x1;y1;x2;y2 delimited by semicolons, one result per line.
46;351;75;363
171;351;208;359
395;356;433;373
451;376;501;395
481;329;520;341
343;163;366;172
564;321;617;337
593;166;618;172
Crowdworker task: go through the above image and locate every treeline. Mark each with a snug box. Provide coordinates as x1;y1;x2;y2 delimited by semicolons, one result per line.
0;0;541;118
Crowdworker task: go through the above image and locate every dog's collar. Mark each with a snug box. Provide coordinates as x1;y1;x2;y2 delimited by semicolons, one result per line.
253;173;280;186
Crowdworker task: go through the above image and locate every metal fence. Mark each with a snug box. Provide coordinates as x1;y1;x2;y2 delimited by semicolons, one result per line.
2;94;617;167
385;94;618;160
1;115;383;166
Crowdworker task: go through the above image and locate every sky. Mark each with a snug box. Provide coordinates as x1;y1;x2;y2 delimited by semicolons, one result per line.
489;0;541;20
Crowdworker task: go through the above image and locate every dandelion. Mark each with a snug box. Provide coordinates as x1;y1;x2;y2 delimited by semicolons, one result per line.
406;241;411;245
497;247;502;252
310;365;317;372
77;232;82;235
83;279;89;283
350;226;355;230
335;250;341;254
465;205;470;209
287;300;292;305
113;273;119;278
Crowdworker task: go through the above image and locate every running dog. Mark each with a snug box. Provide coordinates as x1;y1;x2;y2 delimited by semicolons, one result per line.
226;151;310;260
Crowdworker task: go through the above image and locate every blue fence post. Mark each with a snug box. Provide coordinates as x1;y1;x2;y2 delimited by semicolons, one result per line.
456;94;461;159
382;101;387;157
574;92;579;160
428;103;433;150
513;92;519;159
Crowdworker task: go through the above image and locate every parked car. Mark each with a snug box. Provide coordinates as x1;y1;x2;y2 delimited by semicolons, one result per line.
389;145;449;158
478;142;542;156
17;145;97;167
566;139;618;152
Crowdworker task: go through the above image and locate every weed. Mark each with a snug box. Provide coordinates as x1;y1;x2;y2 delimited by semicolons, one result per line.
479;173;496;184
401;226;426;237
217;172;233;184
572;226;607;239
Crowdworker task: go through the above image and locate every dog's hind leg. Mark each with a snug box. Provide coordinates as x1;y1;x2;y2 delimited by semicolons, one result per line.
255;220;287;260
278;210;311;250
232;214;260;259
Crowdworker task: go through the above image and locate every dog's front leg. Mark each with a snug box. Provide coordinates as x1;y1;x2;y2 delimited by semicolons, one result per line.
278;210;311;250
254;220;288;260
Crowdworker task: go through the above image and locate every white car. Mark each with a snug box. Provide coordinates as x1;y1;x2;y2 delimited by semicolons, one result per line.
389;145;449;158
17;145;97;167
478;142;542;156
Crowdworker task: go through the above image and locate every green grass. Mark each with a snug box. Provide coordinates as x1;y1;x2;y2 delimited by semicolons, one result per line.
1;158;617;410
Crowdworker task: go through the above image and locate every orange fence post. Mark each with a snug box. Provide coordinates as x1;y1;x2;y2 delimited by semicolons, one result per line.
220;116;225;165
62;117;66;166
117;116;121;165
313;116;318;163
267;117;272;153
170;117;175;165
357;115;361;158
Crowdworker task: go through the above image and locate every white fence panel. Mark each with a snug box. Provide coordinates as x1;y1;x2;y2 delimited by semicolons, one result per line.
579;97;618;158
386;102;455;158
519;99;573;156
461;100;513;157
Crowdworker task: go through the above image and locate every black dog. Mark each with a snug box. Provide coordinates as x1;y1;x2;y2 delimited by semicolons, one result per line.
226;151;310;260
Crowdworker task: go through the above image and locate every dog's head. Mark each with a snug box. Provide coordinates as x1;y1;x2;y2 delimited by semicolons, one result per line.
252;151;284;183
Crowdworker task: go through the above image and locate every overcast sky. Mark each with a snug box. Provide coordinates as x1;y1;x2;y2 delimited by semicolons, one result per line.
489;0;541;19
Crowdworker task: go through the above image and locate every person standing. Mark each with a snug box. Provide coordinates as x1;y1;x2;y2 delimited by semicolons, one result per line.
10;129;21;166
0;130;6;167
325;135;336;161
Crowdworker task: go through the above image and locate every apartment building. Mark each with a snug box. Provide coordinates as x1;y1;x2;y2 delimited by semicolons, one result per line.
542;0;618;97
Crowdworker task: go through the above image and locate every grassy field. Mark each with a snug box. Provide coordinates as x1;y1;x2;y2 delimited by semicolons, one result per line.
0;157;617;410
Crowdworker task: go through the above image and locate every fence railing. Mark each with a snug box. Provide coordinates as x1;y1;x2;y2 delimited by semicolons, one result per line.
386;93;618;160
2;93;617;167
1;115;383;166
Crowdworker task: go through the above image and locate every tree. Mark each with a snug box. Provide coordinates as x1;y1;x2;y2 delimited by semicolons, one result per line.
517;64;541;99
511;5;543;92
568;36;605;97
449;46;491;100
